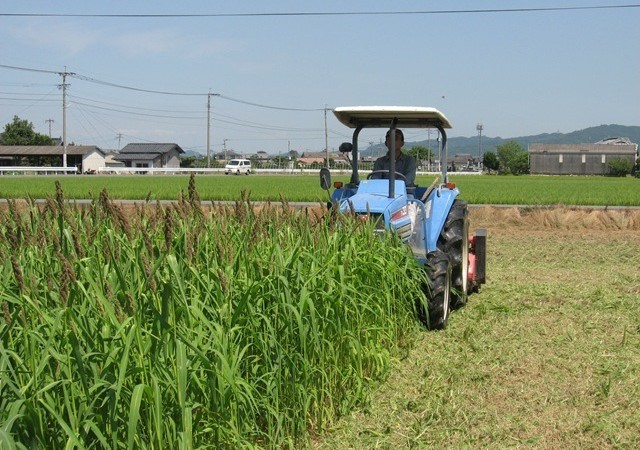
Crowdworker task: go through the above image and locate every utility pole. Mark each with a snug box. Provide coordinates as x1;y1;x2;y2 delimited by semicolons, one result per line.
324;105;329;169
45;119;55;138
58;68;75;169
116;133;123;148
476;123;484;166
206;91;220;168
223;138;228;161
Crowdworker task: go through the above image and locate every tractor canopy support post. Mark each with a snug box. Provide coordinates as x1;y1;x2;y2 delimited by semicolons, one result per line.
389;118;398;198
438;124;448;184
351;126;363;185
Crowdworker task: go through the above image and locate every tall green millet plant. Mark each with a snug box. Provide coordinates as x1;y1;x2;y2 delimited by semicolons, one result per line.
0;178;424;449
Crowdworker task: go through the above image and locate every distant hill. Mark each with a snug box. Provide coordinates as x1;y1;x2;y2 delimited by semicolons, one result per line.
362;124;640;157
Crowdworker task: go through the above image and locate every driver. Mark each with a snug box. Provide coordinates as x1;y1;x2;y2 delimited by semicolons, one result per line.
372;128;417;185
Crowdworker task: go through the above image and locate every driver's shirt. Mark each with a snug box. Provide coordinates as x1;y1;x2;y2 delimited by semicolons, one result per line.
372;152;417;186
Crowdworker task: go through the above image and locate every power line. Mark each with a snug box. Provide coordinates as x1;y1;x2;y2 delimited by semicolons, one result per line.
0;63;327;111
70;99;206;120
67;95;321;133
72;73;325;110
1;5;639;18
0;91;58;96
68;94;204;114
218;95;324;112
0;64;339;149
0;63;59;74
0;96;58;102
70;73;202;96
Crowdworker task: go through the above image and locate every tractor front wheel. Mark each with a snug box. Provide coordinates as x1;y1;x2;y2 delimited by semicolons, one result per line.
420;251;452;330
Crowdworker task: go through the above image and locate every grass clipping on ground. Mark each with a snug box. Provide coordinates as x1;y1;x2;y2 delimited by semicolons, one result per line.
315;207;640;450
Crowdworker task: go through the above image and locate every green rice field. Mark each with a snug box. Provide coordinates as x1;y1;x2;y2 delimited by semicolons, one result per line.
0;174;638;206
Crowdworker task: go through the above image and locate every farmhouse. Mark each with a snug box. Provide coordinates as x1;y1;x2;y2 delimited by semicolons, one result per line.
449;153;476;170
297;151;349;167
248;151;271;162
213;150;243;162
0;145;106;173
529;137;638;175
113;143;183;169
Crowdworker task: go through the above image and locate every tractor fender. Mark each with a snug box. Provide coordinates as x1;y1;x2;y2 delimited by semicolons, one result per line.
331;186;357;205
424;187;459;252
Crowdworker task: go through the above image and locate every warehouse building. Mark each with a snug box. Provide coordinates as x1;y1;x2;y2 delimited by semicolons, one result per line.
529;138;638;175
0;142;184;173
0;145;106;173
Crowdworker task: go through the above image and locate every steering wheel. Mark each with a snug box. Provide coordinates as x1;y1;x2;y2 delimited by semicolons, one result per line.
367;170;407;182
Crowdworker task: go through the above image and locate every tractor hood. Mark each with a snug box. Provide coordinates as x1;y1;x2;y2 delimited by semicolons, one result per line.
338;179;414;240
339;179;408;215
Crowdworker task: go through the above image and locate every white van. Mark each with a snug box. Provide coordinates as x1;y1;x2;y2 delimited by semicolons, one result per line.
224;159;252;175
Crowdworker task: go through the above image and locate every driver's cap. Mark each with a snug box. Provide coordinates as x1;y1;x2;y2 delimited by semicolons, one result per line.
385;129;404;140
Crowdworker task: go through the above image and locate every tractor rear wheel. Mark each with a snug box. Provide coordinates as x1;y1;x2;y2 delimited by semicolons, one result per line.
438;199;470;308
420;251;452;330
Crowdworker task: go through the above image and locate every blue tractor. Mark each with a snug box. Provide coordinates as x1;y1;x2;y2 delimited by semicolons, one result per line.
320;106;486;329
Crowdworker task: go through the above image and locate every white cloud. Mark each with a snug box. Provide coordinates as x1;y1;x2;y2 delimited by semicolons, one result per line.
10;20;102;55
6;20;245;60
110;28;182;56
109;28;245;59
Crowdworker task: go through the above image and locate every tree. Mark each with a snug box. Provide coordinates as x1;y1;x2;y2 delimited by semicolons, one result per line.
483;151;500;173
1;116;54;146
632;158;640;178
496;140;529;175
180;156;196;168
405;145;433;162
607;157;632;177
288;150;300;159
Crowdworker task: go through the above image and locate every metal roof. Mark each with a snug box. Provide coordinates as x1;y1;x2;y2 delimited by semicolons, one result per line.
0;145;103;156
112;153;160;161
333;106;452;129
595;137;635;145
119;143;184;154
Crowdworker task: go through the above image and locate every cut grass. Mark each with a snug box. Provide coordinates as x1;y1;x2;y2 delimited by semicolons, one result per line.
0;174;638;206
314;210;640;449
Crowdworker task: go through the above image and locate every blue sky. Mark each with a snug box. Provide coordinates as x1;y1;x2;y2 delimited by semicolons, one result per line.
1;1;638;156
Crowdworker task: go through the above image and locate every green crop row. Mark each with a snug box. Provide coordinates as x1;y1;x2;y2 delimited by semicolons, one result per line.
0;178;425;448
0;174;639;205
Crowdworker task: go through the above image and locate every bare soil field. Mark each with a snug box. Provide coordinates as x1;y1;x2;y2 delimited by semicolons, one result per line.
316;207;640;449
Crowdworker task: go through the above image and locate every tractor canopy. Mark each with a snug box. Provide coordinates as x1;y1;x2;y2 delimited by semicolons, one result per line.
333;106;452;189
333;106;452;130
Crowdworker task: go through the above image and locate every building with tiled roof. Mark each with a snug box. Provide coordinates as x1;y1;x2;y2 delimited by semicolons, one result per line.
113;143;184;169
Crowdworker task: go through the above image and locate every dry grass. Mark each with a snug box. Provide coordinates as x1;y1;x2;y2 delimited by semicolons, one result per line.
471;206;640;231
